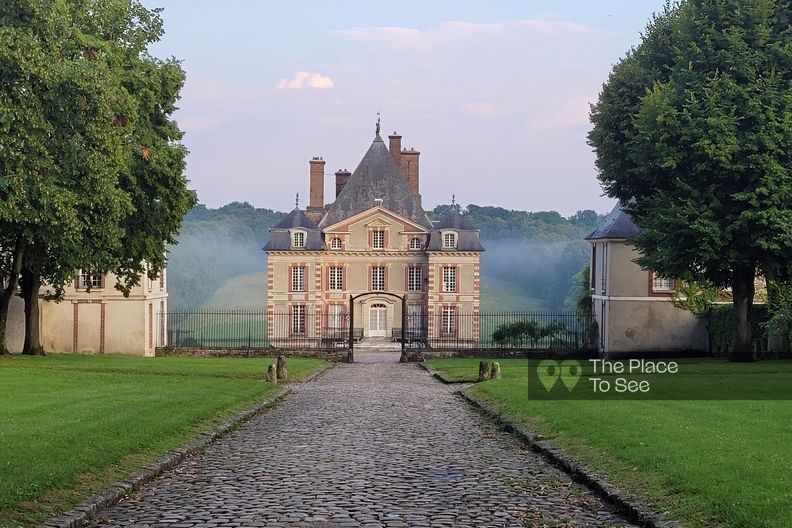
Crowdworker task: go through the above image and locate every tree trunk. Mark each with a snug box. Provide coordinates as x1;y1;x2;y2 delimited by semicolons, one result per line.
0;237;25;355
730;265;755;362
20;267;44;356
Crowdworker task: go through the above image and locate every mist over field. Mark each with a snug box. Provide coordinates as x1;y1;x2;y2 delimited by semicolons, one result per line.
166;202;603;312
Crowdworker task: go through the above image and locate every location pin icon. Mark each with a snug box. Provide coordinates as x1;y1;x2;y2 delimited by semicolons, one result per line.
537;360;561;391
560;360;583;392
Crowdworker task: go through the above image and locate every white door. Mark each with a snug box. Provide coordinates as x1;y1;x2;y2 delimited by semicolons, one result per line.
369;304;387;337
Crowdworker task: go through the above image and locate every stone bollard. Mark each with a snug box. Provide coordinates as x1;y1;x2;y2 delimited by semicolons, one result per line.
490;361;502;380
276;355;288;382
267;363;277;384
478;361;490;382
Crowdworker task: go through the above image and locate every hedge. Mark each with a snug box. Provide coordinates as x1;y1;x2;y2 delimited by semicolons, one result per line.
705;304;768;357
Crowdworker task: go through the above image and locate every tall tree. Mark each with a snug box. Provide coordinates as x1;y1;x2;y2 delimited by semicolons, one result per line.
0;0;195;354
589;0;792;361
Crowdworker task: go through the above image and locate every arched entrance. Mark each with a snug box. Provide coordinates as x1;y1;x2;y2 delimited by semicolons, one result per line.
348;292;407;363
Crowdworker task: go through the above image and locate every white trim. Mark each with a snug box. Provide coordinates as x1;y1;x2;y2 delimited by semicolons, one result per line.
322;206;429;233
592;295;674;302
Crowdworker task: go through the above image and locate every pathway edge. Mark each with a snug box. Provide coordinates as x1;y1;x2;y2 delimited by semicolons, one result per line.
38;362;334;528
456;389;681;528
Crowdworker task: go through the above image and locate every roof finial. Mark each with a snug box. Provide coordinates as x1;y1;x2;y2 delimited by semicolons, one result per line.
376;110;381;136
295;192;299;209
451;194;456;207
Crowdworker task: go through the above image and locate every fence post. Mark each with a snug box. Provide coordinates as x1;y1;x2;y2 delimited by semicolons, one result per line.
348;295;354;363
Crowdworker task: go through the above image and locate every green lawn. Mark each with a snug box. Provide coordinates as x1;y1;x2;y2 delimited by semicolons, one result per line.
0;353;325;528
427;358;792;528
479;275;545;312
201;272;267;310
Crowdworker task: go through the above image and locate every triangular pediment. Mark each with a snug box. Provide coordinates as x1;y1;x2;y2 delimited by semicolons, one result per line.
323;206;428;234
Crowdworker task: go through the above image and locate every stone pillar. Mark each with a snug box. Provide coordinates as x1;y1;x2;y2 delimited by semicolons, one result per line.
490;362;501;380
276;355;288;381
478;361;490;382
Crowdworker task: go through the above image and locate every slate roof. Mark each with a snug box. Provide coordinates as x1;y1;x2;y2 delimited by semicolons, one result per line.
433;207;478;230
263;208;324;251
273;208;317;229
586;202;641;240
318;133;432;229
426;207;485;252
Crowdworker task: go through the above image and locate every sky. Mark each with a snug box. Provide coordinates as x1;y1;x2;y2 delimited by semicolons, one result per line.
146;1;669;216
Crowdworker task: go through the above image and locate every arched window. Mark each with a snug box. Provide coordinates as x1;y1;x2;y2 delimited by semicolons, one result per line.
409;237;422;250
330;237;342;249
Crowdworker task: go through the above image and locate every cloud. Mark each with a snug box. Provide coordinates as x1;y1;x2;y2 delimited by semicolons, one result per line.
274;71;334;90
463;101;505;119
527;97;595;132
335;19;615;49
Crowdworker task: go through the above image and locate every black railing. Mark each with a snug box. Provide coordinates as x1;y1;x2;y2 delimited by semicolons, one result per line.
160;309;596;351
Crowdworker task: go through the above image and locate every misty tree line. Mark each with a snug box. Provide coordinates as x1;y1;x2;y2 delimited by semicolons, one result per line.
166;202;603;311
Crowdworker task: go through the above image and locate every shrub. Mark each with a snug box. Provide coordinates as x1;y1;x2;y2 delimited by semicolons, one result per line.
492;320;566;347
705;305;768;357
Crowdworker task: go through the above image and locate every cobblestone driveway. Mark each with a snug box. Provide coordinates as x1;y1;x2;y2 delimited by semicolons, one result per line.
92;354;635;527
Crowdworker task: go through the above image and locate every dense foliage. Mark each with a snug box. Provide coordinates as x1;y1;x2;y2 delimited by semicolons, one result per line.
0;0;195;353
706;304;769;357
588;0;792;360
167;202;604;310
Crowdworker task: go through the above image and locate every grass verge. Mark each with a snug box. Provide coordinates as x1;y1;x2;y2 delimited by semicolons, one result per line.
0;353;325;528
426;358;792;528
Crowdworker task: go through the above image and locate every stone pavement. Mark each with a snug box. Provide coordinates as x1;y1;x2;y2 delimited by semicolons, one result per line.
90;353;636;527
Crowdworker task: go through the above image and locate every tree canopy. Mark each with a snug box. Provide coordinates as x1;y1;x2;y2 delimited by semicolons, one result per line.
588;0;792;360
0;0;195;353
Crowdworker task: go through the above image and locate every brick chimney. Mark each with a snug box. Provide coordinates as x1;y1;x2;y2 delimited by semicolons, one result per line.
400;148;421;201
335;169;351;198
307;157;325;224
388;132;402;168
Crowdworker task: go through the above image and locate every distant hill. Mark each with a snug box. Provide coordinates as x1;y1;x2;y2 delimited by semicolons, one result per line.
167;202;604;311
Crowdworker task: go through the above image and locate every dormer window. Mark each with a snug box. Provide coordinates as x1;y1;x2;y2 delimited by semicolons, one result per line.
330;237;342;250
372;230;385;249
442;232;457;249
409;237;422;250
292;231;306;248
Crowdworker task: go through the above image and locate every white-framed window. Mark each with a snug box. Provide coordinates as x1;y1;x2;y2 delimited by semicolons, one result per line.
327;304;343;330
78;270;103;289
442;266;457;293
371;266;385;291
409;237;422;250
329;266;343;290
330;237;342;249
291;266;305;292
408;266;422;292
651;273;676;293
292;231;306;248
292;305;306;334
441;306;456;336
443;232;457;249
372;230;385;249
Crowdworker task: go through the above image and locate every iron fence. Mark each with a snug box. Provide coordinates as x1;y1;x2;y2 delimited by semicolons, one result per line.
159;309;596;351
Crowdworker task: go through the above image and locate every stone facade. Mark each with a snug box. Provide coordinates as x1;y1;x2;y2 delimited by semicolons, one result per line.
6;269;167;356
264;125;484;346
587;204;708;356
